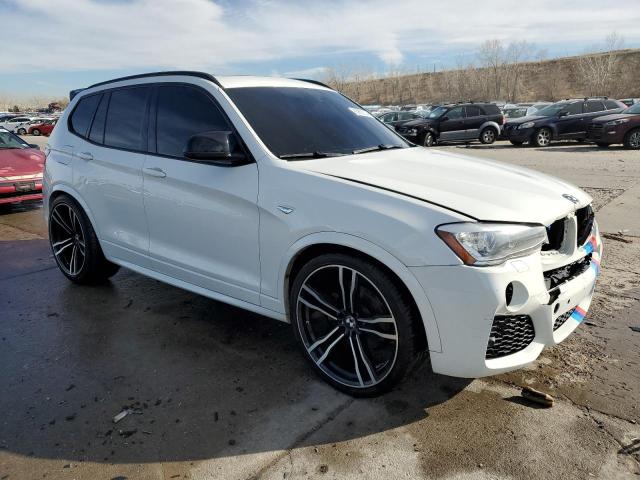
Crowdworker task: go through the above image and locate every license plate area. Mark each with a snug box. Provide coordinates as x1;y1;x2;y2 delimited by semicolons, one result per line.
15;182;36;192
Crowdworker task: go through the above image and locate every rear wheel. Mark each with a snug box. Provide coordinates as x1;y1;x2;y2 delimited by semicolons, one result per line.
479;127;497;144
290;253;422;396
17;128;27;135
49;195;120;284
423;132;435;147
32;129;41;136
531;127;552;147
509;140;524;146
623;128;640;150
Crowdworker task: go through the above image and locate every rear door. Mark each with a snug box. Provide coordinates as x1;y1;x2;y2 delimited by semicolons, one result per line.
142;83;260;304
71;86;151;266
463;105;484;139
438;106;466;141
556;102;584;138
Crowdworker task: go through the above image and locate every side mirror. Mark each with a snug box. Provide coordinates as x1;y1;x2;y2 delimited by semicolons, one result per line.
558;111;569;118
28;144;40;150
183;131;250;167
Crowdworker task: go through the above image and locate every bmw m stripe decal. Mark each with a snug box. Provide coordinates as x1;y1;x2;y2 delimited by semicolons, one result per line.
590;257;601;275
570;306;587;323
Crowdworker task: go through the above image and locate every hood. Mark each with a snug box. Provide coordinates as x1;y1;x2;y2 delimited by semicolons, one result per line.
505;114;546;125
0;148;45;178
293;147;590;225
591;112;639;123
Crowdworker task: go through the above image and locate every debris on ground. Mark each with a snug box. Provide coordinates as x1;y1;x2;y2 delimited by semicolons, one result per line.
602;233;633;243
521;386;554;408
113;410;130;423
630;325;640;333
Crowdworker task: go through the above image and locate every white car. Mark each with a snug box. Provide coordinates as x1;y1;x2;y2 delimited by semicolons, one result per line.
44;72;603;396
0;115;33;132
14;118;42;135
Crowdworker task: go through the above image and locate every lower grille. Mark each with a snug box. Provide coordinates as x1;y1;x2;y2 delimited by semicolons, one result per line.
486;315;536;359
553;308;574;331
544;254;592;290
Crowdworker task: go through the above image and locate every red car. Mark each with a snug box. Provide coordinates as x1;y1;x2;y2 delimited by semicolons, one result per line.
0;128;45;205
587;102;640;149
27;119;57;136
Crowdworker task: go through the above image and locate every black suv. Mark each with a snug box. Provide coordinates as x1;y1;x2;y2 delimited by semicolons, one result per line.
503;98;627;147
395;103;503;147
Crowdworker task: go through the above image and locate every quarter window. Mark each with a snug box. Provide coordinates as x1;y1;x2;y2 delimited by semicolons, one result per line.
155;85;230;158
605;100;621;110
104;86;150;151
70;94;101;138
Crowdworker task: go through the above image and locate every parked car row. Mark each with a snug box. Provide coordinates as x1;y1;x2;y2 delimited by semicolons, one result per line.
0;114;58;136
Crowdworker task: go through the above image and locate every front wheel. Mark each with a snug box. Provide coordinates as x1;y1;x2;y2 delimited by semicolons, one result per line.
623;128;640;150
32;129;41;136
423;132;435;147
479;127;497;144
49;195;120;284
290;254;422;396
17;128;27;135
531;127;552;147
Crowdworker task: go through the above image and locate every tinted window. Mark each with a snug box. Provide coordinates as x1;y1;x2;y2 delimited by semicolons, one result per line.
565;102;583;115
104;87;149;151
71;94;101;138
446;107;464;120
89;93;108;144
585;101;605;113
225;87;408;158
465;106;482;117
605;100;621;110
156;85;230;158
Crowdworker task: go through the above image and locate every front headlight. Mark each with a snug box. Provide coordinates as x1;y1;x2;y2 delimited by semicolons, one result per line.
605;118;629;126
518;122;535;129
408;128;418;135
436;223;548;266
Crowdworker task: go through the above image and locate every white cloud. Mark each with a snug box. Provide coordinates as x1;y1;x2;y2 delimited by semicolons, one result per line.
2;0;639;74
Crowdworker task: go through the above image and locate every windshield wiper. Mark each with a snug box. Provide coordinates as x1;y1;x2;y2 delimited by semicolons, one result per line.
279;151;348;160
352;144;405;155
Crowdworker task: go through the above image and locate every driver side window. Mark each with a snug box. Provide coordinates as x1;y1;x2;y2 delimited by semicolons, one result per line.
445;107;464;120
565;102;583;115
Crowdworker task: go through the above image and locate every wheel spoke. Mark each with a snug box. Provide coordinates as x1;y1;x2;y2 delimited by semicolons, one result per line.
52;209;73;234
316;333;345;364
348;270;357;312
53;239;73;256
301;285;339;318
359;327;398;341
349;336;364;387
338;266;347;310
70;245;77;275
308;326;341;353
357;316;395;324
356;334;377;383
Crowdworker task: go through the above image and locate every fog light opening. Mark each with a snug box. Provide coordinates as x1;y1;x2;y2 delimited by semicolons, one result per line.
505;281;529;312
505;283;514;306
554;303;560;314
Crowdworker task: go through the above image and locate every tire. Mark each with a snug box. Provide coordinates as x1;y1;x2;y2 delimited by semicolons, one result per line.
32;129;41;136
479;127;497;144
290;253;423;397
623;128;640;150
17;128;26;135
596;142;610;148
531;127;552;147
509;140;524;146
423;131;435;147
49;195;120;284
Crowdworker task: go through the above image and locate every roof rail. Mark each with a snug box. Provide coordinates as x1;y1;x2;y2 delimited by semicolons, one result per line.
70;71;224;99
293;78;334;90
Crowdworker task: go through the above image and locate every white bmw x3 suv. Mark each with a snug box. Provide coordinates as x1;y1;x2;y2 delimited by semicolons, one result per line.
44;72;602;396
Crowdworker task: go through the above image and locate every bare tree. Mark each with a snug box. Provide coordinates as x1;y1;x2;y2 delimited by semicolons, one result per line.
577;33;625;96
478;39;505;100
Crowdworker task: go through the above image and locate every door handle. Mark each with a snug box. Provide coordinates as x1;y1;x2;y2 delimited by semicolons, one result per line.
143;167;167;178
77;151;93;161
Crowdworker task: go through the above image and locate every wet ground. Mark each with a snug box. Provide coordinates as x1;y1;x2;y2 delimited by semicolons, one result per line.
1;138;639;479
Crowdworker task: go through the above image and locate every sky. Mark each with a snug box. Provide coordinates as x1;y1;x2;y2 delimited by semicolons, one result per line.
1;0;640;98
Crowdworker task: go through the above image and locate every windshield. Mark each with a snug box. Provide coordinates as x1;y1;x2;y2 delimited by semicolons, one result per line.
535;103;568;117
625;103;640;114
225;87;409;159
0;130;29;149
427;106;448;119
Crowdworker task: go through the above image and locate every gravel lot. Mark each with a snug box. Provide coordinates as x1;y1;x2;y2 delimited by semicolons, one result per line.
1;138;639;479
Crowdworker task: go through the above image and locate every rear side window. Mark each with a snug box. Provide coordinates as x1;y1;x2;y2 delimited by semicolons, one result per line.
605;100;621;110
585;101;605;113
155;85;230;158
104;86;150;151
70;94;101;138
465;106;482;117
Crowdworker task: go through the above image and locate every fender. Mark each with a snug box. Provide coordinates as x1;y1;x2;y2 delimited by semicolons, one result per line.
48;183;101;239
478;120;501;134
274;231;443;352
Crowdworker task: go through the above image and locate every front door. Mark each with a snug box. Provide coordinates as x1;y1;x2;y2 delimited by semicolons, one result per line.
439;106;466;141
142;84;261;304
556;102;584;138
